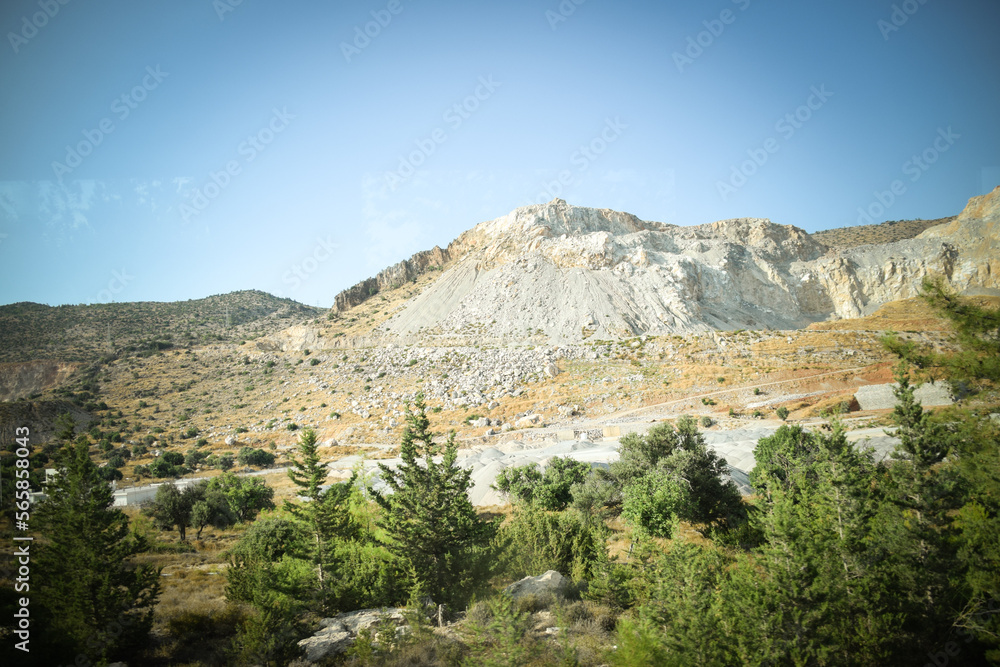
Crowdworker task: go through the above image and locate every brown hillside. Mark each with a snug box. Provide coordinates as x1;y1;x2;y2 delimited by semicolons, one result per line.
812;217;954;249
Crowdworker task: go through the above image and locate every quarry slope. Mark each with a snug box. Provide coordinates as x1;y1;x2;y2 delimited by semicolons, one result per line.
331;188;999;344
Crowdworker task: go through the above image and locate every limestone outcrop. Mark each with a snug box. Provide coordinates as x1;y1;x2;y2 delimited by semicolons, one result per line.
333;188;999;342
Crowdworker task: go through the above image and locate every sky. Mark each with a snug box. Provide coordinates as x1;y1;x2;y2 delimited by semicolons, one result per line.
0;0;998;308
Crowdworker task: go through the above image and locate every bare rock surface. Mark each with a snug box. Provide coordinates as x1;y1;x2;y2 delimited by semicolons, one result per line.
298;607;407;663
504;570;569;599
325;190;999;343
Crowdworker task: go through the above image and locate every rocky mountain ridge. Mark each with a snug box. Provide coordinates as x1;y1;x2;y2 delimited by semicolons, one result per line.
331;188;999;344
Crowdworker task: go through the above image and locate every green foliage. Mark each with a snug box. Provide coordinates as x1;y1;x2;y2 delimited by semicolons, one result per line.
226;516;312;607
207;471;275;522
190;486;237;538
184;448;210;468
621;472;689;539
493;456;592;511
776;406;789;421
497;505;607;582
31;442;160;663
882;277;1000;384
285;427;360;591
229;600;306;667
55;411;76;441
236;446;275;467
890;364;953;467
148;452;187;478
614;417;745;536
375;394;497;607
146;481;202;540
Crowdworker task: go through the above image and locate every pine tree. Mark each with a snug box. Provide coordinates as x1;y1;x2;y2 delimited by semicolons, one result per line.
375;394;496;606
32;441;160;663
285;427;358;593
890;364;952;467
286;427;331;585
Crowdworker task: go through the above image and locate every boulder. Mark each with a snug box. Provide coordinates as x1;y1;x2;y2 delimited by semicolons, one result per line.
224;435;236;446
298;608;407;663
504;570;568;599
545;362;560;378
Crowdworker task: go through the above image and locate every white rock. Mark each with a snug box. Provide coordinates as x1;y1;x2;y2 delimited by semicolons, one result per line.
504;570;569;599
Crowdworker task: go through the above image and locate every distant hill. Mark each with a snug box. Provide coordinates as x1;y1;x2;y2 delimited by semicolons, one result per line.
812;217;954;250
0;290;324;363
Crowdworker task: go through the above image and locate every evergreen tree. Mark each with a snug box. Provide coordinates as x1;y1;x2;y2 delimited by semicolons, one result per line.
375;394;496;606
890;364;953;467
285;427;358;594
882;276;1000;383
32;441;160;663
286;427;331;585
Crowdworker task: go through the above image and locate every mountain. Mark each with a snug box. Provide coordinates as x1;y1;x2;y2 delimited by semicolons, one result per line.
332;188;1000;344
0;290;323;364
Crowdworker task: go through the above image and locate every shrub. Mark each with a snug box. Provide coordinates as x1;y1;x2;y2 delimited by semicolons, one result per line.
493;457;593;511
498;506;606;582
700;416;714;428
185;449;210;468
286;423;299;431
236;447;275;468
776;406;789;421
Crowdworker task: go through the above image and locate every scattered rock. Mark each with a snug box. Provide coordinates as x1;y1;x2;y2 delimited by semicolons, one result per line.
504;570;568;599
298;608;407;663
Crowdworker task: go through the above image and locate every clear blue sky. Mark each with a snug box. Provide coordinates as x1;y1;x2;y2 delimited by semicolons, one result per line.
1;0;998;307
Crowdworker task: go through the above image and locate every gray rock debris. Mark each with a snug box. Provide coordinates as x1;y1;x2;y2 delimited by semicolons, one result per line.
298;607;407;663
504;570;569;599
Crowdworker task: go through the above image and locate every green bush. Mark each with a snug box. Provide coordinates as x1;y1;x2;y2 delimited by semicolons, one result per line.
493;457;592;511
497;506;606;582
776;406;789;421
236;447;275;467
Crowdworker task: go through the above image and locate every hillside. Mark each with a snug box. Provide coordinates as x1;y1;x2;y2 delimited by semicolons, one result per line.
812;216;954;249
325;189;999;345
0;290;323;364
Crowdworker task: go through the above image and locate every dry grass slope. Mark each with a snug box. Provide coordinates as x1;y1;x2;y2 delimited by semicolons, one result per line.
812;216;954;249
